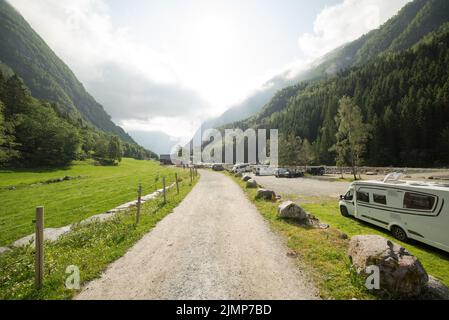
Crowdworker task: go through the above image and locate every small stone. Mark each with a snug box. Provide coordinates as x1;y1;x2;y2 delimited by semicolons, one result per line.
246;179;258;189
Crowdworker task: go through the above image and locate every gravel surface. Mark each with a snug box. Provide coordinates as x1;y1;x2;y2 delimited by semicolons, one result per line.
254;175;350;199
76;170;317;300
252;171;449;201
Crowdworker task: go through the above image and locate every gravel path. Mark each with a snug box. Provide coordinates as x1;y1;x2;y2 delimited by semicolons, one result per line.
76;170;317;300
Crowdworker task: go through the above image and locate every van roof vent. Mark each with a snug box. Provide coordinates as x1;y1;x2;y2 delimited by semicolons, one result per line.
383;172;403;183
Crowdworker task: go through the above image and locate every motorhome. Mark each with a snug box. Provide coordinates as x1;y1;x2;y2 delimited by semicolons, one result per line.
339;173;449;253
254;166;277;176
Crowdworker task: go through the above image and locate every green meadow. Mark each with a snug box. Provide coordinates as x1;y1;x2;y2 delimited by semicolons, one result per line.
0;158;188;246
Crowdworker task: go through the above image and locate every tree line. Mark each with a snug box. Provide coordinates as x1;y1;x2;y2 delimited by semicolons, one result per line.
0;72;157;167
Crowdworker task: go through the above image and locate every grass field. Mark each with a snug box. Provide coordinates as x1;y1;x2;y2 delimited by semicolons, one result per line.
229;173;449;299
0;176;197;300
0;159;189;246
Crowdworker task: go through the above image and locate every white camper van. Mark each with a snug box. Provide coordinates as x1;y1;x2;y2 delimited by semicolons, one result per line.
339;173;449;253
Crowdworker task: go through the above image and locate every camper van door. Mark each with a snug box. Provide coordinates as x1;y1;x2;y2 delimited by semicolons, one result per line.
344;188;355;216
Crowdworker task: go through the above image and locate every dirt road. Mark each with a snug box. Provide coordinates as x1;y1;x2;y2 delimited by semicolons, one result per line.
76;170;317;300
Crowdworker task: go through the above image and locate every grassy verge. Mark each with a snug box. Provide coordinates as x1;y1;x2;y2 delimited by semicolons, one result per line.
302;201;449;288
0;176;198;300
0;158;186;246
227;173;374;300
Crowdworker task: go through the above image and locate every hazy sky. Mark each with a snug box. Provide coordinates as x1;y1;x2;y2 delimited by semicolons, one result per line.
9;0;410;140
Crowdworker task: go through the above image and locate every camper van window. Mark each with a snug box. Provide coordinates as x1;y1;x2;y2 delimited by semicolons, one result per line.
357;191;370;203
373;194;387;205
403;192;435;211
345;190;354;201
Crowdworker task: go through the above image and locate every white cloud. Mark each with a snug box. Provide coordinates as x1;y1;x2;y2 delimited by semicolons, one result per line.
8;0;210;139
298;0;412;60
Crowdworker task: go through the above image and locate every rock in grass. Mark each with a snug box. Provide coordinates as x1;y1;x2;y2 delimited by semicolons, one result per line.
421;275;449;300
0;247;11;255
255;189;276;201
348;235;428;298
242;175;252;182
246;179;258;189
278;201;309;221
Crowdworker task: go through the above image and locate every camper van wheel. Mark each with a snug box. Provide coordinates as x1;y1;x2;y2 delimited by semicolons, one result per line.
391;226;408;242
340;206;350;217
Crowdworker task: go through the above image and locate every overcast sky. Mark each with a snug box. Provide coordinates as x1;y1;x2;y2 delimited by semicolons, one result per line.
9;0;410;142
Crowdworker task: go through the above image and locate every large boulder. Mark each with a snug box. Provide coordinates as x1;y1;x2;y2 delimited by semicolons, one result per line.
348;235;429;298
255;189;276;201
278;201;309;221
246;179;258;189
242;175;252;182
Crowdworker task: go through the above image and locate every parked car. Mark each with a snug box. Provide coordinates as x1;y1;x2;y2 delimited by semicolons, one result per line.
275;168;304;178
306;166;326;176
212;164;225;171
232;163;251;174
339;173;449;252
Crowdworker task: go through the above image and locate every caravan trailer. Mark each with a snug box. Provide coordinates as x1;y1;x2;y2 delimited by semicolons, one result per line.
339;173;449;253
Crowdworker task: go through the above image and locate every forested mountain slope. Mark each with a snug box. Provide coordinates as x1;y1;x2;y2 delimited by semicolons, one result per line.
233;22;449;167
0;0;133;143
214;0;449;137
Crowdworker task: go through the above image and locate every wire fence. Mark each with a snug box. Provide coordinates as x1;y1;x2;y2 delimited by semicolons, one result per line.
0;167;200;245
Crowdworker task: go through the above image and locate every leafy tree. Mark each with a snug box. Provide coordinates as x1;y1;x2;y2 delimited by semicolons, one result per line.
0;100;17;163
333;96;371;180
108;136;122;163
298;138;316;167
13;102;81;166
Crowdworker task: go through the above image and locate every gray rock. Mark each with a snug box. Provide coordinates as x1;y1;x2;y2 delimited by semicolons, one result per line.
278;201;309;220
242;175;252;182
13;226;72;247
421;276;449;300
234;172;243;178
0;247;11;255
255;189;276;201
246;179;258;189
348;235;429;298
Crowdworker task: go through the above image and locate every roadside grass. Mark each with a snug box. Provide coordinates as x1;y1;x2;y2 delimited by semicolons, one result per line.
227;173;374;300
0;176;197;300
0;158;187;246
302;201;449;288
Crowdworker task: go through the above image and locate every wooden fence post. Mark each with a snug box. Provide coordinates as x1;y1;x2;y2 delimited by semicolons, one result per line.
136;184;142;224
163;177;167;204
35;206;44;290
175;173;180;195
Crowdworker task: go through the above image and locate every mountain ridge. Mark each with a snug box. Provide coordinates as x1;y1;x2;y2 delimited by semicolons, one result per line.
0;0;134;143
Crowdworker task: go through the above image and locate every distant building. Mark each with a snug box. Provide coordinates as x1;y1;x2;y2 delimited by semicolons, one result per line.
160;154;173;165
